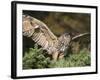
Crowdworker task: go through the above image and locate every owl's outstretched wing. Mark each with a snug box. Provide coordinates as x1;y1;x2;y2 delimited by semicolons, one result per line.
72;33;90;41
70;33;90;53
22;15;58;54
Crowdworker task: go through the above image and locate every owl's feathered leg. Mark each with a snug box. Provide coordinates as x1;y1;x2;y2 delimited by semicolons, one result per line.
58;53;64;59
52;52;59;61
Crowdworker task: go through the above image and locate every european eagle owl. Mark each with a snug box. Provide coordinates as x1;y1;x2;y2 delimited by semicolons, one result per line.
23;15;89;60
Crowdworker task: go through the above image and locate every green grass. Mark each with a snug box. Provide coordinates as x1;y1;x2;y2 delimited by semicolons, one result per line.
23;44;91;69
23;44;51;69
50;49;90;68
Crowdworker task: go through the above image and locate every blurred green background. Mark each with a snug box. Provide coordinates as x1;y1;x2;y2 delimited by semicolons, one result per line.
23;10;90;36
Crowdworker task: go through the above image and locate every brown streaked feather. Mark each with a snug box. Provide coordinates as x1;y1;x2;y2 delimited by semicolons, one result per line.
23;15;58;54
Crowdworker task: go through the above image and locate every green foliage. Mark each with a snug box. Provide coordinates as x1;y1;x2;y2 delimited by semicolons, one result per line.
23;44;91;69
23;44;51;69
50;48;90;68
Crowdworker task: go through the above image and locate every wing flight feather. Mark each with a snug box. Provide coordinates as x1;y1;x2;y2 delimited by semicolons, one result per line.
23;15;58;54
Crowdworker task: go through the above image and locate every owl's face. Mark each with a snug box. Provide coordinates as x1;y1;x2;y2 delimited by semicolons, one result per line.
58;33;71;52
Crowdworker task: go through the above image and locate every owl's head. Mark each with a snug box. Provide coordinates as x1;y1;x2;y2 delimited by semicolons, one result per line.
59;33;71;43
58;33;72;52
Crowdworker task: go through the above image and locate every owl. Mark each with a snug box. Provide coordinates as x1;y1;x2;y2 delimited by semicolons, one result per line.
22;15;89;60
